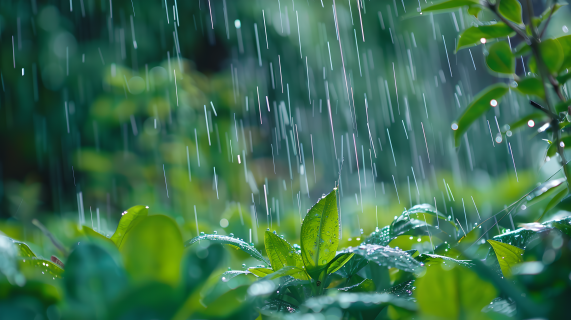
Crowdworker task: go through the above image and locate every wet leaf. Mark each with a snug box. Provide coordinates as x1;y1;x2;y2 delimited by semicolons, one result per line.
362;225;392;246
498;0;522;24
326;252;354;274
537;188;568;221
0;235;26;286
557;72;571;86
457;23;514;51
266;266;310;280
482;297;517;317
338;244;422;273
488;240;524;277
264;231;303;271
453;83;509;147
546;136;571;157
248;267;274;278
300;189;339;280
302;292;416;313
503;112;546;134
185;234;269;264
12;240;36;258
514;77;545;98
110;205;148;249
121;215;184;286
182;241;224;294
557;35;571;71
420;0;480;13
81;226;115;247
485;41;515;74
415;264;497;318
417;253;475;268
338;278;375;292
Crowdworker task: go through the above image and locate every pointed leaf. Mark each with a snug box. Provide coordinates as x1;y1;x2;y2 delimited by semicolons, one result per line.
326;252;354;274
486;42;515;74
300;189;339;279
339;244;422;273
488;240;524;277
514;42;531;56
514;77;545;98
453;83;509;147
266;266;310;280
82;226;115;246
338;279;375;292
537;188;568;221
546;136;571;157
467;5;482;18
498;0;522;24
457;23;514;51
264;231;302;271
110;205;148;248
502;112;546;133
420;0;480;13
248;267;274;278
185;234;269;264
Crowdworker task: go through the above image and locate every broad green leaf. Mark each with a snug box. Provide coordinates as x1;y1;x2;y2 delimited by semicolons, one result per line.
417;253;475;268
540;39;564;74
467;5;482;18
390;205;458;242
498;0;522;24
19;258;64;281
264;231;302;271
415;264;497;318
362;226;392;246
64;243;127;310
482;297;517;317
110;205;148;248
12;240;36;258
514;77;545;98
266;266;310;280
420;0;479;13
537;188;568;222
248;267;274;277
502;112;546;133
326;252;354;274
0;236;26;286
547;216;571;237
185;233;269;264
488;240;524;277
121;215;184;285
557;72;571;85
457;23;514;51
486;42;515;74
453;83;509;147
300;189;339;279
492;228;542;249
546;136;571;157
182;241;224;294
82;226;115;246
338;244;422;273
302;292;416;313
555;100;571;113
514;42;531;56
525;178;566;207
338;279;375;292
557;35;571;71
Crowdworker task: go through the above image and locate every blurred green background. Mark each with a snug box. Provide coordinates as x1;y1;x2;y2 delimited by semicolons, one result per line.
0;0;570;262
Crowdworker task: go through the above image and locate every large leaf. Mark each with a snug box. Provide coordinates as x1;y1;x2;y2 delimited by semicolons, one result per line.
121;215;184;285
362;226;392;246
539;39;564;74
514;77;545;98
391;205;458;242
415;264;497;318
338;244;422;273
453;83;509;147
557;35;571;71
185;233;269;264
300;189;339;280
0;236;26;286
264;231;303;271
457;23;514;51
486;42;515;74
110;205;148;249
488;240;524;277
498;0;522;24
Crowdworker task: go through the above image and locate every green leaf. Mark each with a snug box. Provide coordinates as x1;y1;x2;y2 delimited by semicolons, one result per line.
453;83;509;147
12;240;37;258
540;39;564;74
514;77;545;98
457;23;515;51
110;205;148;249
338;244;422;273
390;205;458;242
557;35;571;71
498;0;522;24
546;136;571;157
502;112;546;133
302;292;416;313
417;253;475;268
555;100;571;113
557;71;571;85
326;252;354;274
529;56;537;74
534;3;568;27
514;42;531;56
486;42;515;74
19;258;64;281
266;266;310;280
482;297;517;317
121;215;184;285
420;0;480;13
338;279;375;292
264;231;303;271
537;188;568;222
362;226;392;246
248;267;274;277
467;5;482;18
185;234;269;264
64;243;127;309
82;226;116;246
300;189;339;280
415;264;497;318
182;242;224;294
488;240;524;277
0;236;26;286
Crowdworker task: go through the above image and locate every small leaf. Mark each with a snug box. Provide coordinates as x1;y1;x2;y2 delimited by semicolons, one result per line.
338;279;375;292
420;0;480;13
514;42;531;56
417;253;475;268
486;42;515;74
537;188;568;222
514;77;545;98
557;35;571;71
185;234;269;264
266;266;310;280
503;112;546;133
534;3;567;26
326;252;354;274
248;267;274;278
498;0;522;24
529;56;537;74
457;23;514;51
110;205;148;248
338;244;422;273
453;83;509;147
467;5;482;18
264;231;303;271
300;189;339;280
121;215;184;285
415;264;497;318
82;226;116;246
12;240;37;258
540;39;564;74
555;100;571;113
487;240;524;277
546;136;571;157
